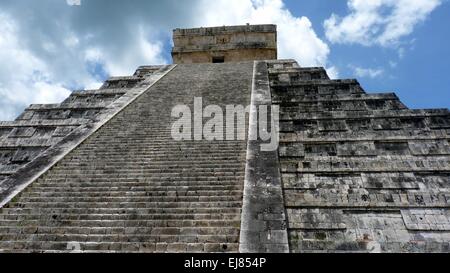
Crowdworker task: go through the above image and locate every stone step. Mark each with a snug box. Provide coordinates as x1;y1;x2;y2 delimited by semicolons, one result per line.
271;78;360;86
71;88;128;96
0;226;240;236
67;152;245;155
0;241;239;253
34;175;244;181
32;181;244;188
0;213;240;221
25;190;243;198
278;103;406;112
272;92;399;102
0;207;241;215
10;195;243;203
35;175;242;181
48;165;245;170
281;157;450;173
27;185;243;192
5;201;243;209
68;148;246;151
27;102;108;111
58;155;246;159
59;154;244;159
33;179;243;185
0;234;240;244
280;109;449;121
72;142;245;146
41;167;243;171
0;219;241;228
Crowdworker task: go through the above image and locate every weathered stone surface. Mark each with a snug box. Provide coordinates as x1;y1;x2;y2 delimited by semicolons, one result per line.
239;61;289;253
0;24;449;253
172;24;277;64
0;62;252;253
269;59;450;253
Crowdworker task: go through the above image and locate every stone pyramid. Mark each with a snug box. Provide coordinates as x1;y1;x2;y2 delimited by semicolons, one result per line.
0;25;449;253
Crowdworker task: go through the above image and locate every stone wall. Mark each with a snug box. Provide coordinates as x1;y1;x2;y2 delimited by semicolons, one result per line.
268;59;450;253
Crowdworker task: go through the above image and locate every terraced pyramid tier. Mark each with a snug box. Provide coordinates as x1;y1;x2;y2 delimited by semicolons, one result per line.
268;60;450;253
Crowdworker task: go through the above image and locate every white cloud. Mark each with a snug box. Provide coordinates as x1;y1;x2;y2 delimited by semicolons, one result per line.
349;65;384;78
87;27;167;77
324;0;443;47
0;2;170;120
66;0;81;6
326;66;340;80
0;13;71;120
0;0;336;120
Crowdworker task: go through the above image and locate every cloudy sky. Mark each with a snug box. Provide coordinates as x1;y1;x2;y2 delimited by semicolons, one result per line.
0;0;449;120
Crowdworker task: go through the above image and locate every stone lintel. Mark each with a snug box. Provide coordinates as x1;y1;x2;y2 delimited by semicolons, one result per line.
173;24;277;37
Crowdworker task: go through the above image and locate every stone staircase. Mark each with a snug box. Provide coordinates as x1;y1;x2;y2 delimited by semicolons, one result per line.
0;62;253;252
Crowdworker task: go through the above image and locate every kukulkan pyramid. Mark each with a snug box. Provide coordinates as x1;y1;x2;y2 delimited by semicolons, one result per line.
0;24;449;253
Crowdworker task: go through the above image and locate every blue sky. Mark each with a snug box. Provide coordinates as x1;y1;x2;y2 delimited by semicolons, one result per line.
284;0;450;109
0;0;448;120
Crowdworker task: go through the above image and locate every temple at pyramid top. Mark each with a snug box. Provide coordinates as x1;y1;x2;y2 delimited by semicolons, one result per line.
171;24;277;63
